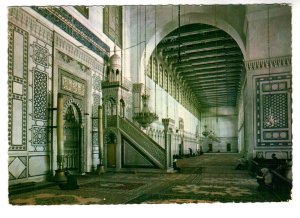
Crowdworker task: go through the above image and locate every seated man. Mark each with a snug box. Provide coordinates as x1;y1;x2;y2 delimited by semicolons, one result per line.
256;168;273;190
173;159;181;172
59;171;79;190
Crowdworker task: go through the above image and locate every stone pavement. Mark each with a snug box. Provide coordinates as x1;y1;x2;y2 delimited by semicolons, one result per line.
9;153;283;205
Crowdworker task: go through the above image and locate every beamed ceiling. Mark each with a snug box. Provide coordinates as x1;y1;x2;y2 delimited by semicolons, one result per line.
157;23;245;109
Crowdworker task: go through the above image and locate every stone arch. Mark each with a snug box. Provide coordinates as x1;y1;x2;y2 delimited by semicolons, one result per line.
104;129;118;144
63;98;84;124
120;98;125;117
138;11;246;83
104;97;117;116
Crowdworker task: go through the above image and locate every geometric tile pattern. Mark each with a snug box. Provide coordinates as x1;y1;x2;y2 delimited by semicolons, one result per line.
255;75;292;147
8;156;27;180
33;42;49;68
92;94;101;117
32;126;47;146
262;93;288;129
8;23;28;151
93;74;101;92
33;69;48;120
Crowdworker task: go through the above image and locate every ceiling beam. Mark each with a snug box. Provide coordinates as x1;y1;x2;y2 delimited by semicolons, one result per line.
159;32;231;50
178;67;242;76
162;41;237;56
176;62;243;73
172;55;243;68
185;75;241;84
167;48;243;62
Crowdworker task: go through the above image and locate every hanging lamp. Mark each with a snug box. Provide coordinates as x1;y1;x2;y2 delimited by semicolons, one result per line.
133;6;158;128
265;6;277;128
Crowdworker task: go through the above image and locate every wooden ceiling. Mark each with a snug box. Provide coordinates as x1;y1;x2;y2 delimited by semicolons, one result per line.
157;23;245;108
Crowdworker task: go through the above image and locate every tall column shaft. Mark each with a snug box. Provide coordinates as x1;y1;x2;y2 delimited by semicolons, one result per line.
162;118;171;170
97;105;105;174
57;93;64;169
54;93;67;182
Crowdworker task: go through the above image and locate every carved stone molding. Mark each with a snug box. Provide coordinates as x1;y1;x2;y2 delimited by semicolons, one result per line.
245;56;291;71
8;7;53;44
55;34;103;73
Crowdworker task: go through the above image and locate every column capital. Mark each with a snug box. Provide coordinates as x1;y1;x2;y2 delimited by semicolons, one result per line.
162;118;170;132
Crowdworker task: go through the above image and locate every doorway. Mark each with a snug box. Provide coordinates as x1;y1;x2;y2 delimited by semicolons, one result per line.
107;132;117;168
64;105;81;173
227;143;231;152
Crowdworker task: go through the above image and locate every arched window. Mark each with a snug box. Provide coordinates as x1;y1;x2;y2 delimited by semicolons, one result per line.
147;58;152;79
169;75;172;95
154;58;158;83
164;70;168;91
159;64;163;87
173;79;176;97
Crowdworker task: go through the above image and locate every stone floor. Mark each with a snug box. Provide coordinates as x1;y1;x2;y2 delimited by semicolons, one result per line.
9;153;284;205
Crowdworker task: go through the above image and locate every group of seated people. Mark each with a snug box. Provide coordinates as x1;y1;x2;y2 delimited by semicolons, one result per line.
253;153;292;193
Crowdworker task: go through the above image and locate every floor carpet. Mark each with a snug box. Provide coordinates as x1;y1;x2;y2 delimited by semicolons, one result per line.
9;153;288;205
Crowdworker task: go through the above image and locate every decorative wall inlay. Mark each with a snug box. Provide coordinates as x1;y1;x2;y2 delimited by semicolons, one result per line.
62;75;85;96
103;6;122;47
8;156;27;180
8;23;28;151
262;93;288;129
92;94;101;117
33;42;49;68
63;98;84;123
32;126;47;146
255;74;292;147
93;74;101;92
33;69;48;120
31;6;109;59
8;7;53;44
245;56;291;71
92;133;98;145
55;34;104;73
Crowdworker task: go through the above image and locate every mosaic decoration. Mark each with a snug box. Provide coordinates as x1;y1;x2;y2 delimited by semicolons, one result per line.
8;23;28;151
92;132;98;145
62;75;85;96
92;94;101;117
32;126;47;146
33;69;48;120
262;93;288;129
33;42;49;68
255;75;292;147
31;6;109;59
103;6;122;47
93;74;101;92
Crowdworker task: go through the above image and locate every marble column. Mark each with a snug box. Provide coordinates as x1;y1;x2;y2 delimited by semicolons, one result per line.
97;105;105;174
54;93;67;182
162;118;172;171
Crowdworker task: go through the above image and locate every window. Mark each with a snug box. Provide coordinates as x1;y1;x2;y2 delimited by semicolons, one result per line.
103;6;122;47
164;70;168;91
147;58;152;79
159;64;163;87
154;58;158;83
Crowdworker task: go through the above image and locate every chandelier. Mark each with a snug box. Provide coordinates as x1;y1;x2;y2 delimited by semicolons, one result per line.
265;6;278;128
202;125;220;142
134;94;158;128
133;6;158;128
